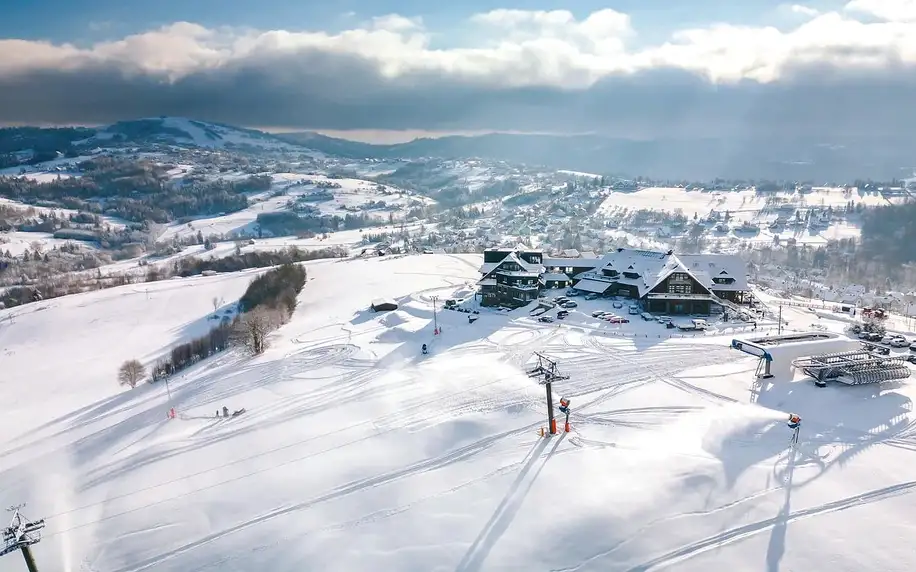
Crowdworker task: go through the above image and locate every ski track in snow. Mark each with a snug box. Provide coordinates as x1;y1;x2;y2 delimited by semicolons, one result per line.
8;253;916;572
108;423;544;572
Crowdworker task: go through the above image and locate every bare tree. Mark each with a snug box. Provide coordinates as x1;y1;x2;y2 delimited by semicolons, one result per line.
118;359;146;388
212;296;224;312
234;306;286;354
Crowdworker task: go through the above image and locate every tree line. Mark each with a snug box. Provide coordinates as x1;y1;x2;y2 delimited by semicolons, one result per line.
2;245;338;311
0;157;272;223
125;263;309;387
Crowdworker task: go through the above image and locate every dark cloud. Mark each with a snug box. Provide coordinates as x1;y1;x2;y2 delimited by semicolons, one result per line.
2;24;916;141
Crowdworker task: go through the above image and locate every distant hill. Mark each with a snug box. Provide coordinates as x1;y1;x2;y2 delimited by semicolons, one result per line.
88;117;304;151
278;131;916;182
2;117;913;181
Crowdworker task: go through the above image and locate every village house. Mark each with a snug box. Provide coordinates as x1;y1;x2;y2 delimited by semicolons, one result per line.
478;247;749;314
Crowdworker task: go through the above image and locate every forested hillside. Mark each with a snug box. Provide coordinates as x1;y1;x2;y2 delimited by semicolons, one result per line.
0;157;272;222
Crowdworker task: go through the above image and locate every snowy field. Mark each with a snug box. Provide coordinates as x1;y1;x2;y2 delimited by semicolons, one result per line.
1;254;916;571
158;173;432;242
599;186;903;246
0;231;97;257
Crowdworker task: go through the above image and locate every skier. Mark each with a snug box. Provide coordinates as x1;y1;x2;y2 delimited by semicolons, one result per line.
422;343;428;355
222;406;230;418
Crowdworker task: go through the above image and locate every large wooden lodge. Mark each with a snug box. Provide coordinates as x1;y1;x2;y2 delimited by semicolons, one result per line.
478;247;749;314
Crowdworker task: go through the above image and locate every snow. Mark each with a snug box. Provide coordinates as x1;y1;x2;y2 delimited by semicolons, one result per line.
598;186;904;245
157;174;432;242
0;231;95;256
2;253;916;572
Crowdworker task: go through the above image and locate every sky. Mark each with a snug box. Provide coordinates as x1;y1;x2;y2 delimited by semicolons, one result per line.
2;0;916;140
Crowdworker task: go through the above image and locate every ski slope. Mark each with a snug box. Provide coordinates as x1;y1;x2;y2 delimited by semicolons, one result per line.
1;254;915;571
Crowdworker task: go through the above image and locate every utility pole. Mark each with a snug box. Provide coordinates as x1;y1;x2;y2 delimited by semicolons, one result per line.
431;295;439;335
1;505;45;572
526;352;570;435
778;304;783;335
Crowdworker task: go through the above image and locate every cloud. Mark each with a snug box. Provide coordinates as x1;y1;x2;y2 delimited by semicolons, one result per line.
845;0;916;22
2;6;916;138
784;4;820;18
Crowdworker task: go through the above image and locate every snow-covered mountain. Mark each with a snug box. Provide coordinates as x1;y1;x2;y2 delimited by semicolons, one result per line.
83;117;305;151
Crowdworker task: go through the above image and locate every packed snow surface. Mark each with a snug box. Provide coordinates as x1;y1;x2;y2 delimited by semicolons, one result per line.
1;254;915;572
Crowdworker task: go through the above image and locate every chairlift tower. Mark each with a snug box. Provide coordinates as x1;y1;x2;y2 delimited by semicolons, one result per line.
1;505;45;572
527;352;570;435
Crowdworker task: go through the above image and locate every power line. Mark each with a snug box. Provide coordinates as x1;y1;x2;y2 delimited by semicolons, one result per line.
40;365;537;534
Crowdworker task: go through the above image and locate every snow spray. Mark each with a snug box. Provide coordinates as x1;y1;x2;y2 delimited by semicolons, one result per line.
49;472;75;572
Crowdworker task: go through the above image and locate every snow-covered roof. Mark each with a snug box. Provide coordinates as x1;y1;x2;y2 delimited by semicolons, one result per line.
679;254;749;292
544;257;603;268
572;248;748;298
574;279;611;294
480;251;544;277
542;272;570;282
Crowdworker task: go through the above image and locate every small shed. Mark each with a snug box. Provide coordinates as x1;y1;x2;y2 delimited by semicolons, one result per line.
371;298;398;312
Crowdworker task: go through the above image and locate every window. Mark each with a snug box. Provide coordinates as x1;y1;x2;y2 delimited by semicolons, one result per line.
668;283;692;294
670;272;691;282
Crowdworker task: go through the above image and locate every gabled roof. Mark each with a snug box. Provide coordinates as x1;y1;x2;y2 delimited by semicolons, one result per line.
479;250;544;278
572;248;748;298
543;257;603;268
678;254;749;292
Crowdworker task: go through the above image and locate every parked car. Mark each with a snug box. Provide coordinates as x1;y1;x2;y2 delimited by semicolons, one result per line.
557;310;569;319
657;315;673;324
612;301;624;309
640;312;654;321
890;337;909;348
909;342;916;352
584;293;599;301
565;289;580;297
538;316;554;323
562;301;578;308
907;354;916;364
628;305;640;315
591;310;607;318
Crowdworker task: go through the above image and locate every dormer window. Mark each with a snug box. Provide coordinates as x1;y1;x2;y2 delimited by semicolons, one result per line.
622;271;640;279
